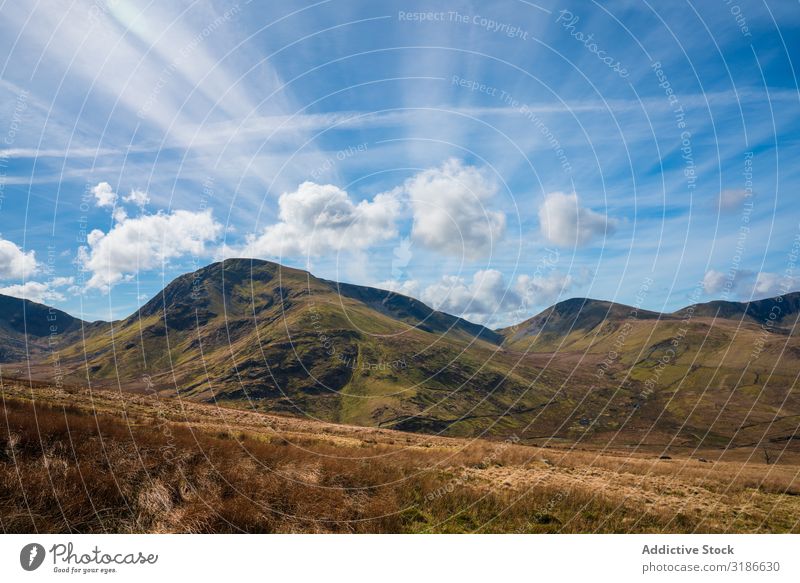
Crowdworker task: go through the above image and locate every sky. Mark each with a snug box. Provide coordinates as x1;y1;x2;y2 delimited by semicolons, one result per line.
0;0;798;327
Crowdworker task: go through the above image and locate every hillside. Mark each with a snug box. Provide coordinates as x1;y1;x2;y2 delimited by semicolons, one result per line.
499;292;800;349
498;293;800;447
35;259;568;437
2;380;798;533
329;279;504;344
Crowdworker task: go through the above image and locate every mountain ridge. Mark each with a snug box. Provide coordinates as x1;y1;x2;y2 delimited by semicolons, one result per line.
3;257;798;332
3;259;800;444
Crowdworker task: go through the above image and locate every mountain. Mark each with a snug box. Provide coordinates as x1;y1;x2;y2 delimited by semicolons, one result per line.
500;292;800;351
36;259;563;435
675;294;800;331
497;292;800;446
4;262;800;447
0;294;85;362
499;298;664;349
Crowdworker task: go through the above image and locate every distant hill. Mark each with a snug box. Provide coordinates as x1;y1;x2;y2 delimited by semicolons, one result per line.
674;293;800;330
499;297;664;348
499;292;800;351
0;294;84;361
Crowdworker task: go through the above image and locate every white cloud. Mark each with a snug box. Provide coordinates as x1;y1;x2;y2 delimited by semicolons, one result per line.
702;268;798;299
112;207;128;223
421;269;574;324
717;189;751;213
376;279;420;298
235;182;400;258
0;237;38;279
0;147;118;159
79;209;222;292
423;270;514;319
538;191;616;247
235;159;505;261
702;268;755;298
702;269;729;295
123;188;150;208
753;272;798;297
92;181;117;208
0;277;73;304
515;271;576;307
405;159;505;258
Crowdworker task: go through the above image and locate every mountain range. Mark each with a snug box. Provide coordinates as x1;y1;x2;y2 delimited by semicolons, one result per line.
3;258;800;447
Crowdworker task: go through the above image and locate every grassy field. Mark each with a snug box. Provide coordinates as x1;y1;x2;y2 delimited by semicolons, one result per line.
2;380;799;533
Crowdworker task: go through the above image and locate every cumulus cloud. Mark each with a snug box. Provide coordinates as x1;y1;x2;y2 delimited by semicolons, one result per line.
702;269;729;295
376;279;420;298
235;182;400;258
0;237;38;279
515;271;576;307
0;277;74;303
423;270;513;319
92;181;118;208
703;268;798;299
538;191;616;247
702;268;758;298
421;269;574;324
717;189;751;213
229;160;504;261
753;272;798;297
79;209;222;292
404;159;505;258
123;188;150;208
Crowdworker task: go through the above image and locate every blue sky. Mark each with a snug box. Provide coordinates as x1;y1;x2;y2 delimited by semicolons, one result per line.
0;0;798;326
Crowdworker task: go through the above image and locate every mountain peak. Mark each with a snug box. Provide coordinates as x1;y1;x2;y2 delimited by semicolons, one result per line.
674;290;800;327
499;296;663;344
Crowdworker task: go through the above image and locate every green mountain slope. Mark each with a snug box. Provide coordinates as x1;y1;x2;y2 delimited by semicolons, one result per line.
497;294;800;446
41;259;562;436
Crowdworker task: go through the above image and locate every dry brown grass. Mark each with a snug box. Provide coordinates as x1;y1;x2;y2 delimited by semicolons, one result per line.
1;381;799;533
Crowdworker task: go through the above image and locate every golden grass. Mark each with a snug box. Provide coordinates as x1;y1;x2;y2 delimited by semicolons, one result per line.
1;381;799;533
